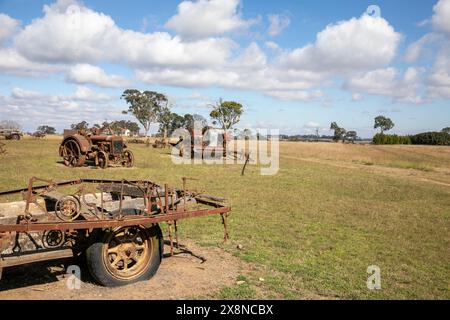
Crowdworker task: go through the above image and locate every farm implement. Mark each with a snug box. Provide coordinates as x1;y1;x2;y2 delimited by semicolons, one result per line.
0;177;230;287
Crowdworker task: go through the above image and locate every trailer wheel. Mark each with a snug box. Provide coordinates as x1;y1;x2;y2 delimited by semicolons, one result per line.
86;224;162;287
122;150;134;167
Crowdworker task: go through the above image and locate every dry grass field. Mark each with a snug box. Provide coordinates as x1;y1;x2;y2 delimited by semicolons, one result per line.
0;136;449;299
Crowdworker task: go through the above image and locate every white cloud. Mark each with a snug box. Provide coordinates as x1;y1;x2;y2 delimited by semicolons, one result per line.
67;64;129;88
345;67;424;104
351;93;363;102
267;14;290;36
11;87;45;99
266;90;324;102
165;0;255;39
278;15;401;73
265;41;279;50
0;13;20;43
432;0;450;35
71;86;112;102
427;49;450;99
304;121;320;129
14;0;235;67
1;86;118;131
0;48;65;76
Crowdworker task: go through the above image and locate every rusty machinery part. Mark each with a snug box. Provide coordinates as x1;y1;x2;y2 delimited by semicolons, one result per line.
122;150;134;167
97;150;109;169
55;196;81;221
0;177;230;287
0;142;6;156
85;225;163;286
42;230;66;248
61;139;86;167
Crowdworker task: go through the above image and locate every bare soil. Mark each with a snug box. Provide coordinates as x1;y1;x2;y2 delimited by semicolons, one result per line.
0;240;244;300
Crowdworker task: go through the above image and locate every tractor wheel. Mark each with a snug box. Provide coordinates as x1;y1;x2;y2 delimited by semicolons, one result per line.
122;150;134;167
10;134;20;141
62;139;86;167
97;151;109;169
86;224;163;287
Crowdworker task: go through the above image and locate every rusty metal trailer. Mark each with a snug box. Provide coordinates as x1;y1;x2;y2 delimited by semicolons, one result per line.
0;177;230;287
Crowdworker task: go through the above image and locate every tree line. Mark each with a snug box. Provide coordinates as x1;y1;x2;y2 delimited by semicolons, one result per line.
120;90;243;138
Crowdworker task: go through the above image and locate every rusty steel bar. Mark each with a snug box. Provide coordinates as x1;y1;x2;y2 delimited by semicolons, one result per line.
0;207;230;233
0;179;160;197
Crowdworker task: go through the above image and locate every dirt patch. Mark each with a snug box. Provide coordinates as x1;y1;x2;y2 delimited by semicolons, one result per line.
0;240;245;300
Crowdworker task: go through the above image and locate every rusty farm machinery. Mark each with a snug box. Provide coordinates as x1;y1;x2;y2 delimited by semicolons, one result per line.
0;142;6;156
59;129;134;168
0;177;230;287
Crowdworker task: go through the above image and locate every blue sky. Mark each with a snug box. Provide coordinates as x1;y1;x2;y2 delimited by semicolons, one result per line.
0;0;449;138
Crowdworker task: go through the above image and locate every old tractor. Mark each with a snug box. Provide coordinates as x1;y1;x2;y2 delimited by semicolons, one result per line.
0;129;23;141
59;129;134;168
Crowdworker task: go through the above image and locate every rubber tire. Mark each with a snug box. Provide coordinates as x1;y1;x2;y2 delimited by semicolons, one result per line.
85;224;163;287
11;134;20;141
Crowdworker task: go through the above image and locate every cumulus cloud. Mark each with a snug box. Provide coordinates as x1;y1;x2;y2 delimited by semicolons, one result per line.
345;67;424;104
266;90;324;102
71;86;112;102
14;0;235;67
0;48;65;76
278;14;401;73
165;0;256;39
427;50;450;99
1;0;441;105
432;0;450;35
1;86;118;131
267;14;290;36
67;64;129;88
0;13;20;43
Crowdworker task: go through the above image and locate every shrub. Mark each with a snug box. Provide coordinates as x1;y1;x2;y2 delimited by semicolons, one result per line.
410;132;450;146
373;133;411;145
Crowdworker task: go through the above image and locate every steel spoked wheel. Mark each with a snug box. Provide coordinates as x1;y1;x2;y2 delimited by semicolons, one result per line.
103;227;151;280
122;150;134;167
97;151;109;169
55;196;81;221
42;230;65;248
86;224;163;287
62;140;85;167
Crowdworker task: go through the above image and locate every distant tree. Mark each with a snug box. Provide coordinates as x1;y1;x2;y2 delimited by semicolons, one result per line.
126;121;140;135
158;112;188;137
37;125;56;134
345;131;358;144
157;105;173;139
330;122;346;142
183;113;208;129
71;121;89;130
442;127;450;134
121;89;168;136
0;120;22;130
374;116;394;134
210;100;243;130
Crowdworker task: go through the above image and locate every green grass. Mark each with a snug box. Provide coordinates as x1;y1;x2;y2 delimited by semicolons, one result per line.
386;161;434;172
0;139;449;299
